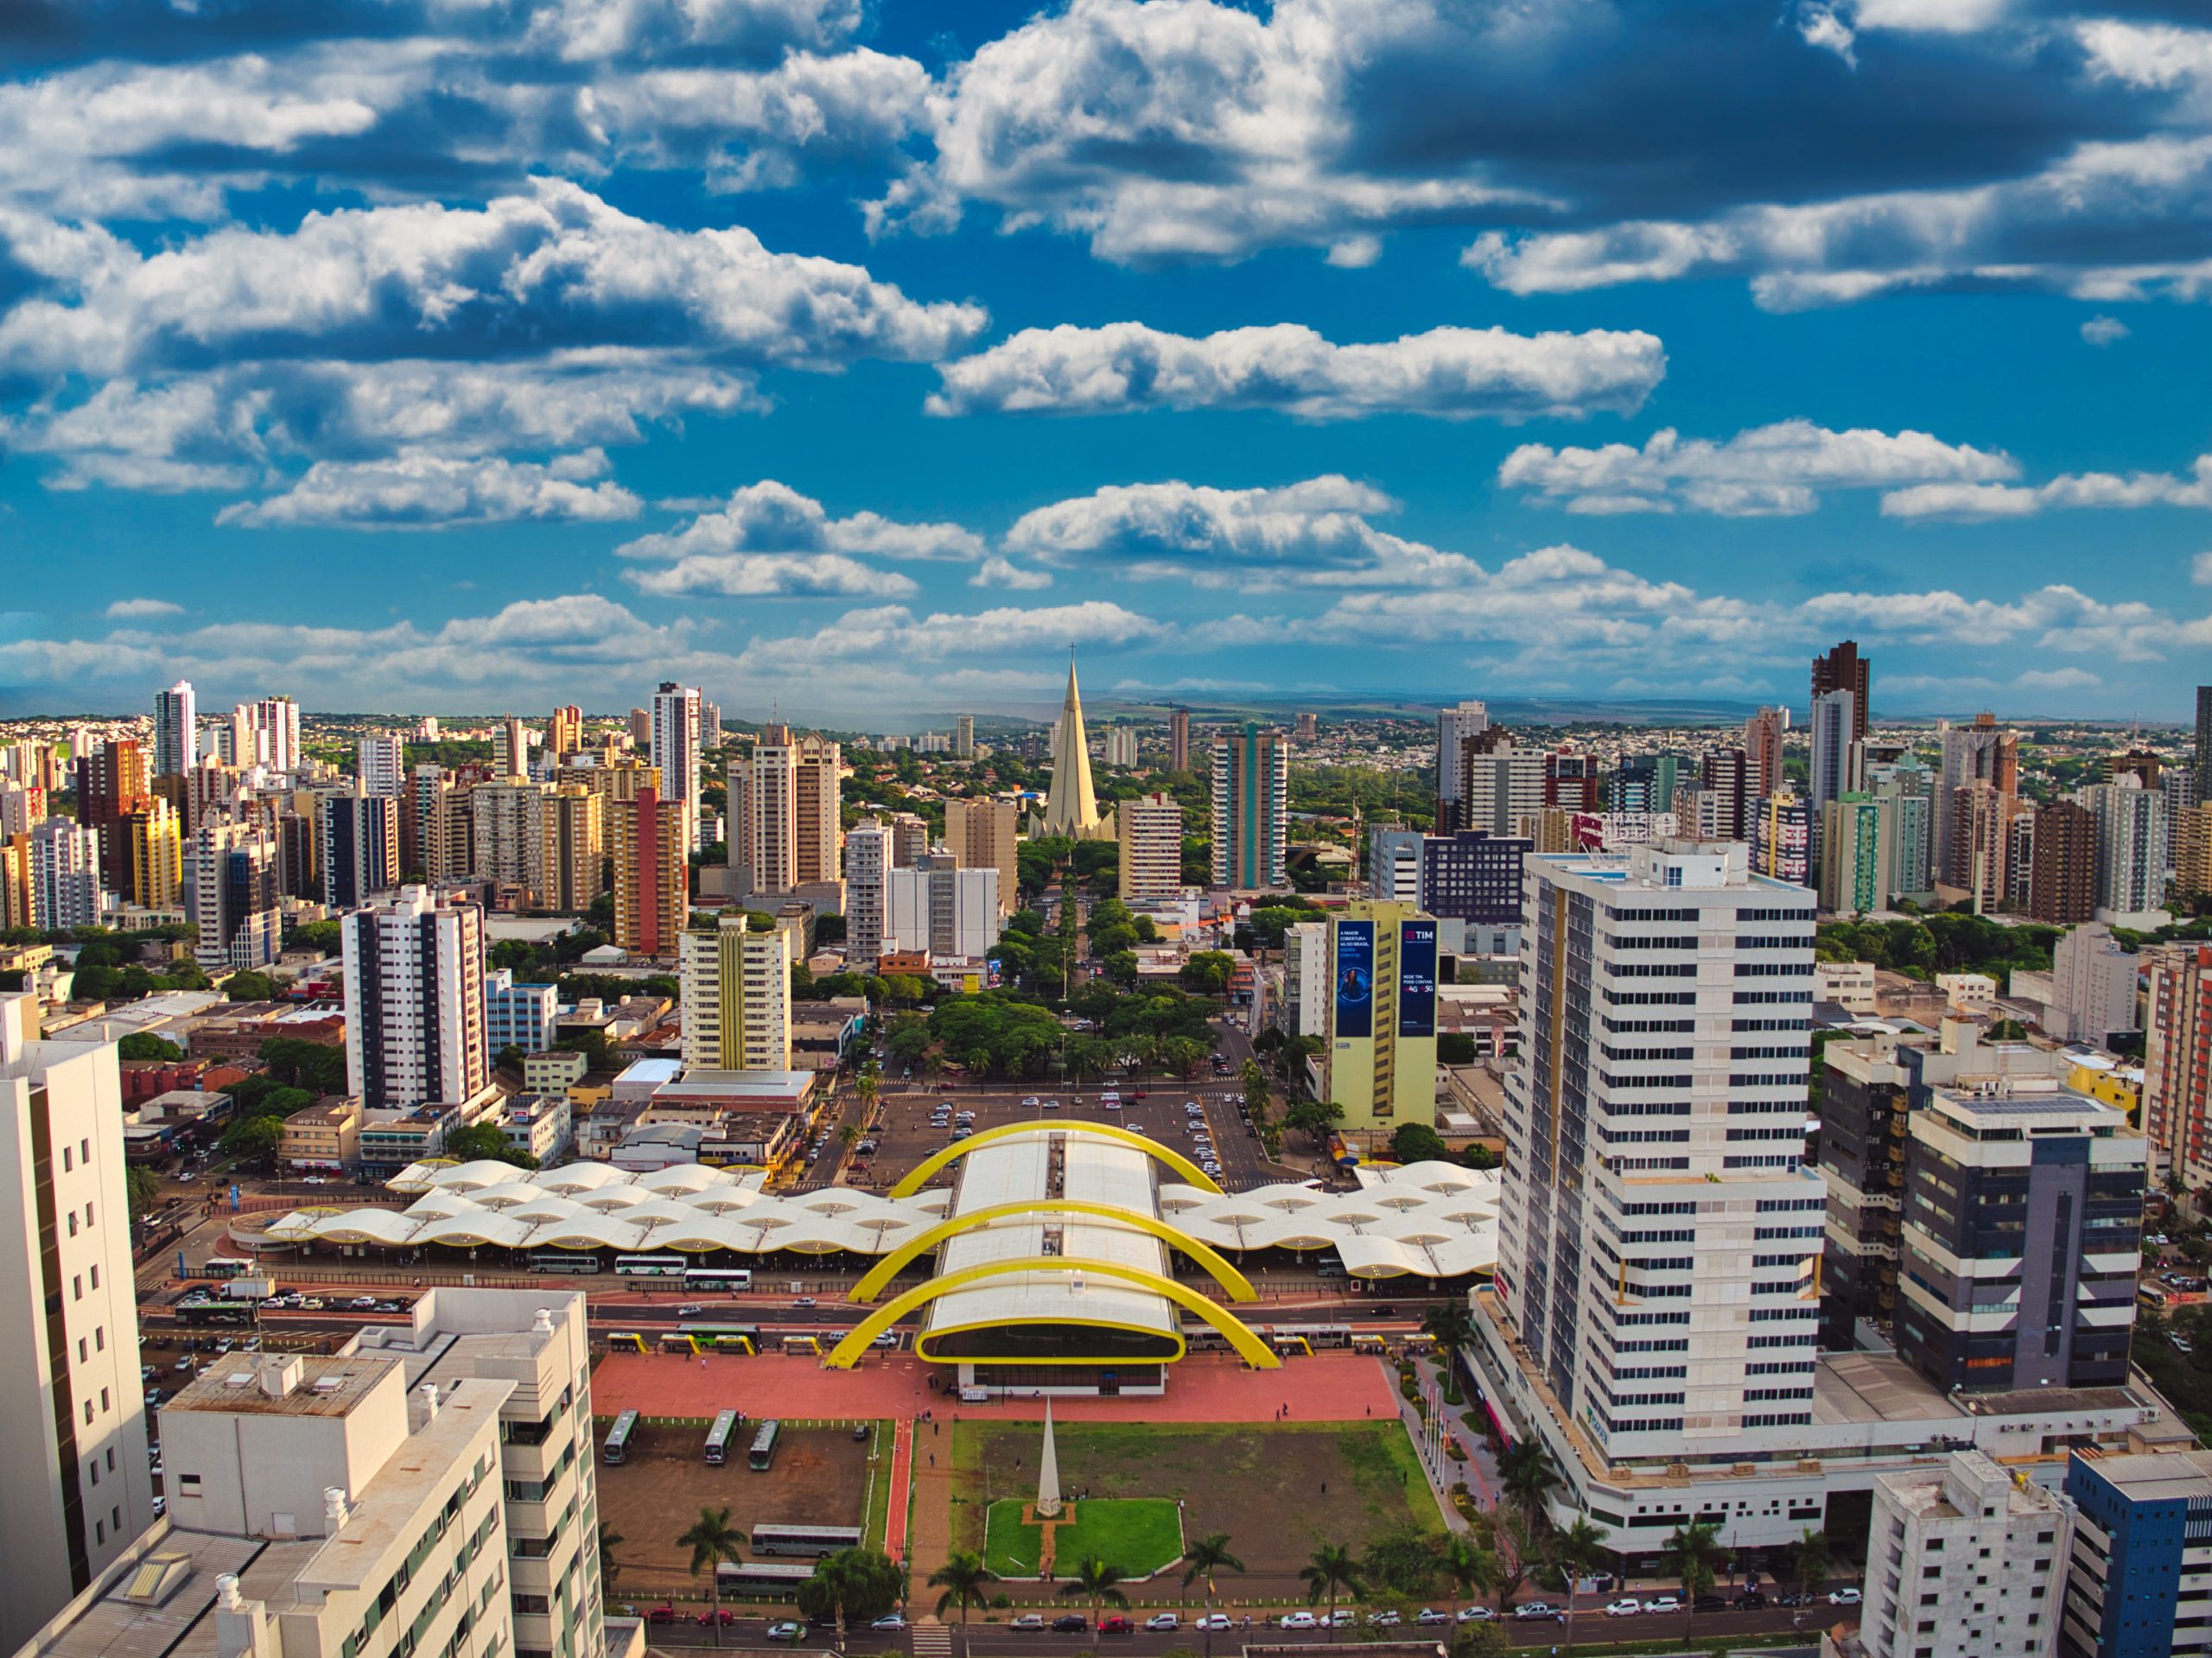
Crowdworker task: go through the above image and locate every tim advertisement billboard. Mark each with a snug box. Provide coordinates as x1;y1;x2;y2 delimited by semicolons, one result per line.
1334;921;1374;1039
1398;919;1438;1039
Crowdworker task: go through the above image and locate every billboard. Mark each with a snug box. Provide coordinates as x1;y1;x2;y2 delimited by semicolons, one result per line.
1398;918;1438;1039
1334;920;1374;1039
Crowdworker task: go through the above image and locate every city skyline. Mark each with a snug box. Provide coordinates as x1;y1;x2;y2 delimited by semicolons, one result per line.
3;3;2212;717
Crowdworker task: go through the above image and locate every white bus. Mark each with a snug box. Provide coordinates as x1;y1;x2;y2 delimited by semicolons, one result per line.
529;1252;601;1274
613;1254;688;1277
683;1267;753;1293
750;1523;864;1558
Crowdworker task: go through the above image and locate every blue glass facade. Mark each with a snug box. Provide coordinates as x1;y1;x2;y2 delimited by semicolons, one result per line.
2063;1452;2212;1658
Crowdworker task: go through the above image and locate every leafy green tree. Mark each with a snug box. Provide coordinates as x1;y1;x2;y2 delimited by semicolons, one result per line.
444;1121;537;1169
117;1032;184;1062
1436;1032;1478;1065
928;1550;996;1657
287;919;344;955
1390;1122;1449;1165
1361;1525;1441;1600
798;1547;906;1638
1462;1144;1498;1170
1300;1543;1364;1641
1162;1035;1210;1077
1286;1097;1344;1147
258;1036;349;1095
1059;1556;1129;1630
223;969;288;1001
219;1115;284;1164
125;1164;162;1217
1179;951;1235;994
1103;949;1140;988
596;1520;624;1590
677;1507;746;1645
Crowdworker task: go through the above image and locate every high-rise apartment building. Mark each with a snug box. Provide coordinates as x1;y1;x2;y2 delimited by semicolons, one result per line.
1461;741;1547;840
887;810;931;869
1700;746;1751;841
1936;713;2018;880
2088;775;2168;923
184;817;280;974
340;884;488;1109
887;854;1001;959
1811;638;1872;744
2142;942;2212;1187
1168;708;1190;772
1948;781;2022;912
1497;839;1821;1467
2044;923;2143;1045
1367;825;1424;905
1745;705;1787;798
1211;723;1289;889
1859;1451;2070;1658
735;729;842;893
1818;792;1891;913
2177;800;2212;899
955;714;975;760
1896;1082;2142;1394
1321;901;1439;1133
0;993;156;1651
651;681;703;850
548;703;583;761
1433;700;1491;828
356;733;405;797
29;819;107;929
1103;726;1140;769
493;714;530;782
1807;689;1860;835
238;695;301;772
75;737;149;893
1117;792;1184;901
483;967;558;1056
843;819;893;968
0;834;31;931
1419;829;1529;935
2064;1446;2212;1658
122;796;182;910
404;763;464;881
1751;790;1809;886
700;699;722;751
680;914;793;1070
318;789;399;910
1277;921;1328;1039
2198;685;2212;804
610;785;686;956
539;782;605;912
944;797;1019;909
151;679;195;780
472;778;548;894
2031;797;2100;923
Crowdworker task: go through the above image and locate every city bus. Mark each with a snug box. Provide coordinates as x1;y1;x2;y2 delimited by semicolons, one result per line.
748;1418;782;1471
683;1267;753;1293
678;1324;762;1353
529;1252;602;1274
705;1409;741;1465
201;1255;253;1276
602;1409;639;1465
1266;1324;1354;1350
715;1560;812;1600
175;1298;257;1325
613;1254;688;1278
750;1523;864;1558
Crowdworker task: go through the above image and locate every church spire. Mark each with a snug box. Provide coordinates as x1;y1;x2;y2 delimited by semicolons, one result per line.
1039;651;1104;837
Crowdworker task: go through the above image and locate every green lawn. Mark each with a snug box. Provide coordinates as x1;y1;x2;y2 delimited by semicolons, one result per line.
983;1497;1185;1579
861;1420;893;1552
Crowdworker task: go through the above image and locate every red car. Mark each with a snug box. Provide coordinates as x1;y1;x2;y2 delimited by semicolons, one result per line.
643;1606;680;1625
696;1610;737;1628
1098;1616;1134;1635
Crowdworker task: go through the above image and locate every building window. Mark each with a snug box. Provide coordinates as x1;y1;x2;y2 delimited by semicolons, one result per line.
95;1519;104;1545
62;1146;72;1172
83;1401;93;1425
90;1264;99;1289
100;1387;109;1412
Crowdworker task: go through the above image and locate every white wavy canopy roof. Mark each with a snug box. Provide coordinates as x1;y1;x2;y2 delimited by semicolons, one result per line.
1159;1161;1500;1279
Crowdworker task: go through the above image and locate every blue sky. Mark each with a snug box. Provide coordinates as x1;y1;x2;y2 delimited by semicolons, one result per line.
3;0;2212;723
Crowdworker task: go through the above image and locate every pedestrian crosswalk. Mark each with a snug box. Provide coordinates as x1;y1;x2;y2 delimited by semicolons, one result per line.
912;1621;954;1656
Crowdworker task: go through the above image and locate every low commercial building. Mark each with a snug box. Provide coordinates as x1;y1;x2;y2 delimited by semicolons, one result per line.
1815;959;1879;1015
278;1095;363;1172
484;968;559;1055
1859;1449;2071;1658
524;1047;591;1095
790;998;866;1071
502;1095;573;1164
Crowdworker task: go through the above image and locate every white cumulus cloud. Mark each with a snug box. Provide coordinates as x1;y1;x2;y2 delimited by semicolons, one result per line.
1880;454;2212;521
215;449;643;528
927;322;1665;422
105;597;185;619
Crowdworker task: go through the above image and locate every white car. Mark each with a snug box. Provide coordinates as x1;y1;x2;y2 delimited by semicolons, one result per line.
1144;1614;1179;1631
1456;1607;1494;1623
1604;1598;1642;1617
1195;1614;1233;1631
872;1615;907;1630
1366;1610;1400;1627
1828;1588;1863;1607
1276;1612;1317;1629
1643;1596;1681;1615
1323;1610;1355;1628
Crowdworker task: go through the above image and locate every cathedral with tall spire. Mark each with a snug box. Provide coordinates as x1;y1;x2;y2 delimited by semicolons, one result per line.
1036;652;1115;841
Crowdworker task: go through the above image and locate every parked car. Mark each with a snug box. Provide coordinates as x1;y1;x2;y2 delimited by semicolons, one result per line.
643;1605;681;1625
1275;1612;1316;1629
1415;1609;1452;1625
1455;1606;1494;1623
1777;1594;1816;1608
1144;1615;1179;1632
1195;1614;1233;1631
1011;1614;1046;1630
852;1422;870;1440
872;1615;908;1630
766;1622;808;1642
1366;1610;1401;1626
1322;1610;1354;1627
1097;1616;1134;1635
1513;1603;1562;1623
1693;1594;1726;1613
1052;1614;1089;1632
793;1296;817;1309
150;1495;166;1518
1604;1599;1642;1617
1828;1588;1863;1607
696;1610;737;1628
1643;1596;1681;1615
1733;1591;1769;1610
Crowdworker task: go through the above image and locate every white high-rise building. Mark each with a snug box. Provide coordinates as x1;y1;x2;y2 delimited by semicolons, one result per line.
29;819;107;929
652;681;703;850
680;914;792;1071
151;679;195;779
2087;775;2170;925
0;993;156;1651
471;779;548;893
1276;921;1329;1039
887;854;1001;959
1103;726;1140;768
356;732;405;797
1435;700;1490;817
1461;745;1546;839
340;885;489;1109
1808;688;1859;820
239;695;301;773
1859;1450;2069;1658
844;819;893;968
1496;839;1821;1469
1368;826;1423;905
184;817;281;974
1117;792;1185;901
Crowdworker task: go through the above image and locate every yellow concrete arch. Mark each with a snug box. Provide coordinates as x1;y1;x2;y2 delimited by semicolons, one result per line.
887;1121;1223;1199
850;1200;1255;1303
823;1256;1279;1370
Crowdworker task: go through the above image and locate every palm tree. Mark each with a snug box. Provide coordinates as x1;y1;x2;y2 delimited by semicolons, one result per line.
1497;1439;1563;1526
677;1506;746;1644
1438;1533;1497;1628
1299;1543;1364;1642
595;1520;625;1591
1183;1532;1246;1658
855;1062;880;1116
1059;1556;1129;1632
1420;1302;1478;1353
928;1549;996;1658
1551;1515;1609;1655
1794;1527;1834;1603
1661;1521;1726;1631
